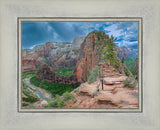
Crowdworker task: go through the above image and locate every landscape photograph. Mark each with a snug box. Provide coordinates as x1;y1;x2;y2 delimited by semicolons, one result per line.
21;21;139;109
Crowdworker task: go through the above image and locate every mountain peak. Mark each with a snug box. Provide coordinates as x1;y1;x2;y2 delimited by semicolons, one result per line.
72;37;85;49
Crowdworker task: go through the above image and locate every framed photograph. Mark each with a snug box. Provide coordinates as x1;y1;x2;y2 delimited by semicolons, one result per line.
0;0;160;130
18;17;142;112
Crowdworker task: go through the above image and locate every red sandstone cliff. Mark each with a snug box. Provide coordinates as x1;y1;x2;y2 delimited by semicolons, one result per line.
73;31;109;82
22;39;83;72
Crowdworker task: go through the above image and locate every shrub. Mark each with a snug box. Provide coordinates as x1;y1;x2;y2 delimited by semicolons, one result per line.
62;92;74;101
54;68;74;76
72;50;80;55
121;57;125;63
47;95;65;108
73;99;77;103
22;96;39;103
22;82;39;103
115;68;118;72
88;66;99;84
65;57;70;60
47;100;58;108
123;78;137;89
22;103;28;106
22;81;28;89
102;41;118;66
53;94;65;107
124;67;130;76
22;70;35;79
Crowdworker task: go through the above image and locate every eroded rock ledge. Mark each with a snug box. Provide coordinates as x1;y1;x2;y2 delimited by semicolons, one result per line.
35;64;78;84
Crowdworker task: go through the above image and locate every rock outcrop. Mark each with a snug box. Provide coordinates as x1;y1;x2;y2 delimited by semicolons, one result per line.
22;37;84;72
72;37;85;49
35;30;133;86
35;64;77;84
63;62;138;109
73;31;109;82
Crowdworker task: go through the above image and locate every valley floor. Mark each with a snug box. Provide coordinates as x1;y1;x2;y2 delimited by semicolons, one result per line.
22;77;52;108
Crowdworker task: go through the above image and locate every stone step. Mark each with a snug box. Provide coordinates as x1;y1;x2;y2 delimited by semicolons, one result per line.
100;83;124;91
96;92;116;105
103;69;115;72
103;76;127;83
100;85;115;91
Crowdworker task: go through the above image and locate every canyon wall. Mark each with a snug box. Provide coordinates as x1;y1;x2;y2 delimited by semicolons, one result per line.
35;64;77;84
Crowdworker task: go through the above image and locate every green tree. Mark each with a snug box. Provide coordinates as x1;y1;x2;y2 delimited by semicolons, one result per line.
121;57;125;63
88;66;99;84
102;36;119;65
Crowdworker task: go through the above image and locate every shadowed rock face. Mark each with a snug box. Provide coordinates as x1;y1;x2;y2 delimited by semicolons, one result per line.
35;64;77;84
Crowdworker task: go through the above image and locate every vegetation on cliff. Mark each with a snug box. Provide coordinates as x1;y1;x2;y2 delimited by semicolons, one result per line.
90;30;120;66
46;92;74;108
123;77;137;89
102;41;120;66
22;81;39;105
88;66;99;84
84;30;136;87
22;71;39;106
124;56;137;76
54;68;74;77
22;70;35;79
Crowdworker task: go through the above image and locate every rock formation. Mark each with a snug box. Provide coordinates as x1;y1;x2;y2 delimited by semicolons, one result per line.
36;30;133;84
63;60;138;109
72;37;85;49
73;30;132;83
22;37;84;72
35;64;78;84
74;31;108;82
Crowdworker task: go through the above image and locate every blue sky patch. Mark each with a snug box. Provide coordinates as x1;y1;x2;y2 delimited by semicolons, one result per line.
22;21;138;50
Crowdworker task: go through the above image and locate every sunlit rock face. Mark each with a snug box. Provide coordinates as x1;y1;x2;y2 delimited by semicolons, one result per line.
22;37;85;72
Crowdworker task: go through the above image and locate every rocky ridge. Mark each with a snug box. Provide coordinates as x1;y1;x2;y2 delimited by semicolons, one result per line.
63;63;138;108
22;37;85;72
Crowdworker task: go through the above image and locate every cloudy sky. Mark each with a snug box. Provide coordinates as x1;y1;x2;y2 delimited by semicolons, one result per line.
22;21;138;50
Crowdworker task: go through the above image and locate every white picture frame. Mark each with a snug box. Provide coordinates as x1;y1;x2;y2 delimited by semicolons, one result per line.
0;0;160;130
